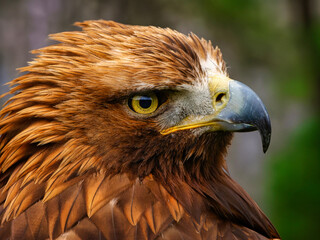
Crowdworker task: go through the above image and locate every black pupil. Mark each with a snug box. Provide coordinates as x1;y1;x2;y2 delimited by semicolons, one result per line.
139;96;152;109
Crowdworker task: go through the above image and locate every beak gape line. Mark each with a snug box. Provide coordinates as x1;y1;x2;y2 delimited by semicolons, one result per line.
161;79;271;153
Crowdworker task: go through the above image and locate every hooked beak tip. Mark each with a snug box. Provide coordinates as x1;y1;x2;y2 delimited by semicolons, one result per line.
215;80;272;153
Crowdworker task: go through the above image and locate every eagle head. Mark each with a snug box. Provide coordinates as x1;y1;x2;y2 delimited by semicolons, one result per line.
0;20;278;240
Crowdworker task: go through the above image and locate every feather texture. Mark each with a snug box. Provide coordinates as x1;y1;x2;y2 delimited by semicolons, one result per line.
1;174;273;240
0;20;280;239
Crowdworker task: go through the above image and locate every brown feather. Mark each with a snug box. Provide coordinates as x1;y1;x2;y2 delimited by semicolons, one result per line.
0;20;280;239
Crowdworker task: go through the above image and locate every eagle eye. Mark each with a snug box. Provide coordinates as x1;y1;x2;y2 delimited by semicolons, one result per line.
128;92;159;114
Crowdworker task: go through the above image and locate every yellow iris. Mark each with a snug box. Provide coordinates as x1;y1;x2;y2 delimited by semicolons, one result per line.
129;92;159;114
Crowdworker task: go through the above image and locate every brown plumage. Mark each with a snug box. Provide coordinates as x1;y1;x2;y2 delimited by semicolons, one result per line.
0;20;280;239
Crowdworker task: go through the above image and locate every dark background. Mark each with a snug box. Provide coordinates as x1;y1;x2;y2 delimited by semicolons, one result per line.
0;0;319;239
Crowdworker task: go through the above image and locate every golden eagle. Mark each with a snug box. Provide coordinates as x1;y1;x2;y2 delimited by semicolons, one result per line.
0;20;280;240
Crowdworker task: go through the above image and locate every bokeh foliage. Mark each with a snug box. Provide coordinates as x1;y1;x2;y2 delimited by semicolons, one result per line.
268;117;320;239
173;0;317;101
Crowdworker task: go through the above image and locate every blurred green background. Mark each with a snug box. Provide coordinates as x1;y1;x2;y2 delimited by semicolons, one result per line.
0;0;319;238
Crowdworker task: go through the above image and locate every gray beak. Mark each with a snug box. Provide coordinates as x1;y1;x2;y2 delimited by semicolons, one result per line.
215;81;271;152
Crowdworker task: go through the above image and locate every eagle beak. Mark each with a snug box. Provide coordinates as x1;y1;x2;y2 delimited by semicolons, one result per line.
212;79;271;153
161;75;271;153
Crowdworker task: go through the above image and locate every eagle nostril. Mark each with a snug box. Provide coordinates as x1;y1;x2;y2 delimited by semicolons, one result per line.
214;92;227;107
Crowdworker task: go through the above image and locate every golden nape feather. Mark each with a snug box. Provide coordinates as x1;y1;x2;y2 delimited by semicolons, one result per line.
0;20;280;239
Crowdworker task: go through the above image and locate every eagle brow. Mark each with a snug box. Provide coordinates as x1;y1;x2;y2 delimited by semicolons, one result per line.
105;88;175;104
